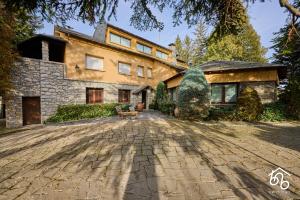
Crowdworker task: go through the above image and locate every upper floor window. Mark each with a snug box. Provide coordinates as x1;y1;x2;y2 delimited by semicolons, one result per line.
110;33;131;47
137;43;152;54
211;83;238;104
156;50;168;60
137;66;144;77
86;55;104;71
118;62;131;75
147;68;152;78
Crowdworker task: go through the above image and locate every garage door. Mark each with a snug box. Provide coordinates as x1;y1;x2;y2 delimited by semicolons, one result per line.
22;97;41;125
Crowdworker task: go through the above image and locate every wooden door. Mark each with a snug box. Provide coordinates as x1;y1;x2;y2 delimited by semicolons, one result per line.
22;97;41;125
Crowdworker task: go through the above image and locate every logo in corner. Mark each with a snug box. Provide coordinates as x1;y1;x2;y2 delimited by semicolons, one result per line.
268;167;290;190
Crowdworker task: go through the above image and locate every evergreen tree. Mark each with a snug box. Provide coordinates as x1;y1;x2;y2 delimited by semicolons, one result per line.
192;21;207;65
175;35;183;60
181;35;193;64
177;67;209;119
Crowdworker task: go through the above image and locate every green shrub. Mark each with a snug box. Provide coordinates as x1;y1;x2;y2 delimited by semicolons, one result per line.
46;103;120;123
155;82;168;110
149;102;157;110
280;77;300;119
120;104;130;111
159;101;176;115
177;67;209;119
236;86;262;121
207;106;236;121
259;101;288;121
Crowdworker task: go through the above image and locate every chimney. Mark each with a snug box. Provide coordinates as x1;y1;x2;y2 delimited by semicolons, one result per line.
93;19;107;43
168;43;177;63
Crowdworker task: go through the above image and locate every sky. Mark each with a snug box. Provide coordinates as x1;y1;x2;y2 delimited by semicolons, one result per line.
38;0;289;61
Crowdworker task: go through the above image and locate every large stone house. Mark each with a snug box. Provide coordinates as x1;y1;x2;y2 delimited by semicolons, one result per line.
3;22;187;128
1;22;285;128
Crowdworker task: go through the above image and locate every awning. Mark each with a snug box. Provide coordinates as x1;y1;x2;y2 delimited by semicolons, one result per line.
132;85;153;94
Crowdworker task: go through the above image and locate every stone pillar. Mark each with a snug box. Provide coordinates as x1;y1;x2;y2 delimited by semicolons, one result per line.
5;95;23;128
42;40;49;61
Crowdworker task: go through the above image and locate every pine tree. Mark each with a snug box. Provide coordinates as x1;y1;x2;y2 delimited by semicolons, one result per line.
192;21;207;65
181;35;193;64
175;35;183;60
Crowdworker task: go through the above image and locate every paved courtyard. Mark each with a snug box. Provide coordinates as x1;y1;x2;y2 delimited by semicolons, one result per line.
0;115;300;199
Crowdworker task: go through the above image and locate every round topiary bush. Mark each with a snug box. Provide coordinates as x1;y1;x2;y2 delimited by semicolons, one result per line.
155;81;168;110
177;67;209;119
236;86;263;121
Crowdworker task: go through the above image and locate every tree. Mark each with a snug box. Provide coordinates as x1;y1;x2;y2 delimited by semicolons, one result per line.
192;21;207;65
2;0;300;32
177;67;209;119
154;81;168;110
175;35;183;61
181;35;193;64
0;2;42;93
204;20;267;63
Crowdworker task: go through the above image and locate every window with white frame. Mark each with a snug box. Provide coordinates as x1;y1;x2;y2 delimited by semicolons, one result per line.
147;68;152;78
118;62;131;75
137;43;152;54
156;50;168;59
110;32;131;47
85;55;104;71
137;66;144;77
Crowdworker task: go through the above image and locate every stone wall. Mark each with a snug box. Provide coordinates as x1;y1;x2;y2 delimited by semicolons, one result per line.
5;57;141;128
240;81;277;104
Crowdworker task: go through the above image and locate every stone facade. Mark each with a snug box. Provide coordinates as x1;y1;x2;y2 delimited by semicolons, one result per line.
5;57;148;128
240;81;277;104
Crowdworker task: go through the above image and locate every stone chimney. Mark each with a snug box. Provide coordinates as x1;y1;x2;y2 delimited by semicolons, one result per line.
93;19;107;43
168;43;177;63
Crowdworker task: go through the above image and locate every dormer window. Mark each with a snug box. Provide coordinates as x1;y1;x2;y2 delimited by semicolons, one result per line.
156;50;168;60
110;32;131;47
137;43;152;54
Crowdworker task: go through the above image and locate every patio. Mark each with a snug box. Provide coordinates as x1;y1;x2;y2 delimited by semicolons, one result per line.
0;114;299;199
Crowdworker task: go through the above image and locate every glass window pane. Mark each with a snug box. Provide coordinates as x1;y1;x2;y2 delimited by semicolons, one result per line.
211;85;222;103
110;33;120;44
121;37;131;47
156;50;168;59
225;84;237;103
147;68;152;78
137;66;144;77
118;62;131;75
144;46;152;54
137;43;144;52
86;56;103;70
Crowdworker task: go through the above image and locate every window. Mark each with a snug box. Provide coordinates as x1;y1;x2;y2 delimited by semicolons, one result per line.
118;90;130;103
211;84;238;104
147;68;152;78
110;32;131;47
170;88;178;102
86;88;103;104
86;55;104;70
156;50;168;59
118;62;131;75
137;66;144;77
137;43;152;54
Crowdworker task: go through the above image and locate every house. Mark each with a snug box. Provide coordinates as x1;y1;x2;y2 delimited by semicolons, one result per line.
164;61;286;105
3;21;187;128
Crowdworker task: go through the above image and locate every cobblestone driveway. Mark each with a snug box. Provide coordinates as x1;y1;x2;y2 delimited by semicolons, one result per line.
0;117;300;199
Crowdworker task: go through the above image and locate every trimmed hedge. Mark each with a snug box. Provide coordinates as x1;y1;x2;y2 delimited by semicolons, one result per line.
46;103;120;123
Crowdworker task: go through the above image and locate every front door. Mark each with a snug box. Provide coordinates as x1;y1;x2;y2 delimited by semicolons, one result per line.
142;90;147;107
22;97;41;125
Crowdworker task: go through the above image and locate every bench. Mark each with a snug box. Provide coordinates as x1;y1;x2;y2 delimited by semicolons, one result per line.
116;106;138;119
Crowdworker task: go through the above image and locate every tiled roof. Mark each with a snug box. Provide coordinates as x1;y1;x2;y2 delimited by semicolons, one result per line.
199;61;284;72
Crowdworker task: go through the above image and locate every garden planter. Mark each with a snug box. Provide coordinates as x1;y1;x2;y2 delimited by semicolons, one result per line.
136;102;144;112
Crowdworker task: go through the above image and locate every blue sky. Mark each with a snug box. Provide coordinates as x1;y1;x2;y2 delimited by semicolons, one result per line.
39;1;288;61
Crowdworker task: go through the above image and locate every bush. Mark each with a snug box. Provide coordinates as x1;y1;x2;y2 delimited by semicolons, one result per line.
120;104;131;111
207;106;236;121
159;101;176;115
280;77;300;119
46;103;120;123
155;82;168;110
149;102;157;110
177;67;209;119
258;101;288;121
236;86;262;121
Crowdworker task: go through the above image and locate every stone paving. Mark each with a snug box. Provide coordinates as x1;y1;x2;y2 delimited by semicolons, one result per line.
0;116;300;199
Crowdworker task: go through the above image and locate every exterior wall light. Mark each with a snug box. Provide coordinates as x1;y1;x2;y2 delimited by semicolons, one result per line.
75;64;80;72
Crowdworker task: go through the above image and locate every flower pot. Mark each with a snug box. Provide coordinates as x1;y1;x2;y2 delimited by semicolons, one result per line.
136;102;144;112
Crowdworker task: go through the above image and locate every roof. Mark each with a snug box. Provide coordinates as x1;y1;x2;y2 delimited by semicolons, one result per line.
18;34;67;45
107;23;171;52
132;85;153;94
199;61;284;72
164;60;286;82
55;26;186;71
